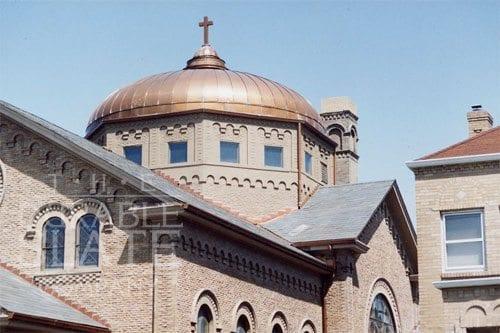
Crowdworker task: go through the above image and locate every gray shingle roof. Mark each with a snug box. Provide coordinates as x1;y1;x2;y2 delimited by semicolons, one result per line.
265;180;395;243
0;267;107;329
0;100;326;269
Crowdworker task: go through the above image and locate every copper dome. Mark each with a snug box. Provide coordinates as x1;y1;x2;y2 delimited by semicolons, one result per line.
86;45;324;137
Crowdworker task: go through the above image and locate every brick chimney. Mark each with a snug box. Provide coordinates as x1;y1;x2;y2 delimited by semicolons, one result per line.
467;105;493;137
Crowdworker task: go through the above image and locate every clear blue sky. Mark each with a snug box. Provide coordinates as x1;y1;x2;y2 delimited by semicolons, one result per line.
1;1;499;220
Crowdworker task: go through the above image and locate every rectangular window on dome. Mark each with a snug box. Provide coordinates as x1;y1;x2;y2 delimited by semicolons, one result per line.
442;210;485;271
169;141;188;164
321;162;328;184
305;152;313;175
264;146;283;168
220;141;239;163
124;145;142;165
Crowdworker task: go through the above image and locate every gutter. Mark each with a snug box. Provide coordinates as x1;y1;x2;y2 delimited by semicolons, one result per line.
293;238;369;254
406;152;500;170
3;312;109;332
433;276;500;290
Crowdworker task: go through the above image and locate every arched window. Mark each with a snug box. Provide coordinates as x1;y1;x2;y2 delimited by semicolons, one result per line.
42;217;65;269
76;214;100;267
236;315;251;333
272;324;283;333
369;294;396;333
197;304;214;333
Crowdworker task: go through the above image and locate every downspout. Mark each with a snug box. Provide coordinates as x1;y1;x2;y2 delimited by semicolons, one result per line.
322;244;335;333
297;122;303;208
333;146;336;185
152;239;156;333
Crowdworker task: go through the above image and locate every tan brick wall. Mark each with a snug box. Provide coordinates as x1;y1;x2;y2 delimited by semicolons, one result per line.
324;204;418;333
0;116;325;333
414;162;500;332
0;118;157;332
162;221;324;333
94;114;335;218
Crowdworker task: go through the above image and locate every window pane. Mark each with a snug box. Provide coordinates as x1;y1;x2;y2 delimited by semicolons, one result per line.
305;152;312;174
124;146;142;165
265;146;283;167
321;162;328;183
446;241;483;268
236;316;250;333
272;325;283;333
445;213;482;241
169;142;187;163
78;214;100;266
44;218;65;269
369;294;396;333
220;141;239;163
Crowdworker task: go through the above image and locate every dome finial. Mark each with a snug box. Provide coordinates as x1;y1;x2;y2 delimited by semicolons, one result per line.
185;16;227;70
198;16;213;46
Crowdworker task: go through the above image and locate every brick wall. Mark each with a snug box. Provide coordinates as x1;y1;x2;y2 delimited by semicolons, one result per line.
324;203;418;332
93;114;336;218
414;161;500;332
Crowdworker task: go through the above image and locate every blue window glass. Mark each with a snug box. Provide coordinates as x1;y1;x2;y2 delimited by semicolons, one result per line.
43;217;65;269
369;294;396;333
77;214;99;267
169;142;188;163
264;146;283;168
220;141;239;163
305;152;312;174
124;145;142;165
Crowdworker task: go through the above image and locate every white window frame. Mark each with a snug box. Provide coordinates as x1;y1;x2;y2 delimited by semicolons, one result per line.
441;210;486;272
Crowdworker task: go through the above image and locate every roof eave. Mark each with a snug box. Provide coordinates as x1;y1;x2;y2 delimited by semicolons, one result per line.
4;312;109;333
293;238;369;254
406;152;500;170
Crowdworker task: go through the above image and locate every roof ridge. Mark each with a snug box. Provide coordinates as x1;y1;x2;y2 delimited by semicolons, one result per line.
320;179;395;189
0;262;110;329
418;125;500;160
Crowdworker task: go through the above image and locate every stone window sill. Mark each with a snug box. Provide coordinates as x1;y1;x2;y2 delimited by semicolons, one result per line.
441;270;496;280
433;276;500;289
35;268;101;277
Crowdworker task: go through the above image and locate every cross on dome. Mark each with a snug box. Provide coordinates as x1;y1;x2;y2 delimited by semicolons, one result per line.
198;16;213;45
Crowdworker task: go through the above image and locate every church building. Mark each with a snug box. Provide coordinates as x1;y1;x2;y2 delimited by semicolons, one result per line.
0;18;418;333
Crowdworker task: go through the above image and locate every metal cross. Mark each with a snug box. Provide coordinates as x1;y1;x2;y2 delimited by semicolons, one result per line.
198;16;213;45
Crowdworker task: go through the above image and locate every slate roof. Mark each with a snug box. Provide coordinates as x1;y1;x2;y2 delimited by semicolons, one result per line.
0;100;326;269
0;267;107;330
419;126;500;160
265;180;396;243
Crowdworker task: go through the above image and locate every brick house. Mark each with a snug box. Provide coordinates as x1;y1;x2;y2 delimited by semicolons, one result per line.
0;18;418;333
407;105;500;332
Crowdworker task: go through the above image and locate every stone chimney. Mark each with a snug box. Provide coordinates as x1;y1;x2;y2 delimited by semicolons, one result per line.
320;96;359;184
467;105;493;137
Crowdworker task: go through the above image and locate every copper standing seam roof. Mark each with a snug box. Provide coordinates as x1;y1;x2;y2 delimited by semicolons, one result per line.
86;43;324;137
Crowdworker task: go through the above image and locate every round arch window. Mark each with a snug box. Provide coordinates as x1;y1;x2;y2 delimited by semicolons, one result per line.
236;315;251;333
272;324;284;333
197;304;214;333
369;294;396;333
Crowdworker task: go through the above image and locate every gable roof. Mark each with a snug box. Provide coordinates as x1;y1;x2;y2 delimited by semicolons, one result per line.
0;100;328;272
265;180;396;243
0;266;108;332
265;180;417;269
419;126;500;160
